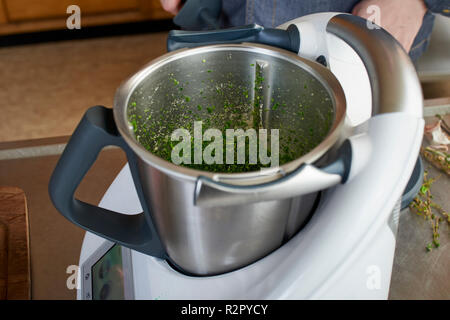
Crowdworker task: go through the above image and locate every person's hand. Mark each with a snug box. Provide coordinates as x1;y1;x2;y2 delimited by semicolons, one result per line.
352;0;427;52
160;0;182;15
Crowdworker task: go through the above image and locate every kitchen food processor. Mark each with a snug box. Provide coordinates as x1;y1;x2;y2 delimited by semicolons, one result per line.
49;12;424;299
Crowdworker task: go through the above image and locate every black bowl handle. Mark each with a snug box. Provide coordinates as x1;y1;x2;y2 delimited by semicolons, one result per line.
167;23;300;53
49;106;165;258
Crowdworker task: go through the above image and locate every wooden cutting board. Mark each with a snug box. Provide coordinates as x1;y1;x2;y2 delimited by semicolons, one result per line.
0;186;31;300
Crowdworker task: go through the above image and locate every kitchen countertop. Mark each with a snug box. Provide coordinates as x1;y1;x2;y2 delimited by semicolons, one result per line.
0;137;127;299
389;115;450;300
0;133;448;300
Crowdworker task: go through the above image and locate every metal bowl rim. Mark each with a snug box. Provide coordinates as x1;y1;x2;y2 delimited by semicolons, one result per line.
113;43;347;183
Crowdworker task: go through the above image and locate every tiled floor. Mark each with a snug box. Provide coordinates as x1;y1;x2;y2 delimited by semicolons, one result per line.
0;32;167;142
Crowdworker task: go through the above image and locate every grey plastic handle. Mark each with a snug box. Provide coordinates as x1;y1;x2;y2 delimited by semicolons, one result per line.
195;140;353;207
195;165;340;207
48;106;165;258
327;14;423;117
167;24;300;53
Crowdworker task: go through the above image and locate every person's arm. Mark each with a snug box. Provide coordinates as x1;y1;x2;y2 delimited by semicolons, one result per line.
424;0;450;16
352;0;428;52
160;0;182;15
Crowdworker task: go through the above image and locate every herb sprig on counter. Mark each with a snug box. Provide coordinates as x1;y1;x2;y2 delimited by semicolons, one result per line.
410;171;449;252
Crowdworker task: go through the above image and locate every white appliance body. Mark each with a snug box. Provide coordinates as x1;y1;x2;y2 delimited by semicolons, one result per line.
77;13;424;300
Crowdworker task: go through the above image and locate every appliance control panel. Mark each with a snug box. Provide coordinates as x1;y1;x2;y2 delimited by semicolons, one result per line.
81;241;134;300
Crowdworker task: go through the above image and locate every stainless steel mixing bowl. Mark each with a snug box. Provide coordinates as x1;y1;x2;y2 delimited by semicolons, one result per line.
113;44;346;275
